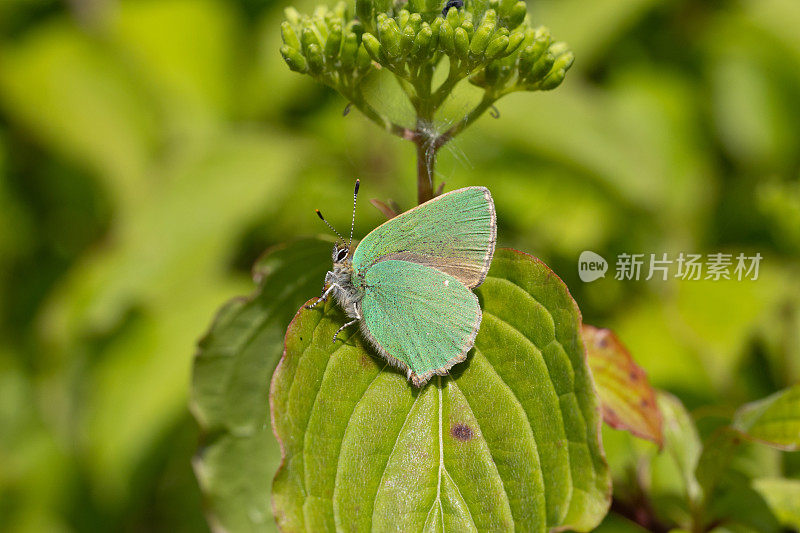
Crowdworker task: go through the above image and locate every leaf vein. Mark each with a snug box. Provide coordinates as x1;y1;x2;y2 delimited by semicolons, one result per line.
370;391;421;528
331;363;387;529
299;321;354;511
483;307;575;526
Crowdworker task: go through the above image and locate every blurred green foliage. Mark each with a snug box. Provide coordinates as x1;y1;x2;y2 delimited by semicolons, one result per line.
0;0;799;531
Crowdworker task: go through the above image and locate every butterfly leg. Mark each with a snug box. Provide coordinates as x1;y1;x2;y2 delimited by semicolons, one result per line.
306;276;337;310
332;306;361;343
332;318;359;343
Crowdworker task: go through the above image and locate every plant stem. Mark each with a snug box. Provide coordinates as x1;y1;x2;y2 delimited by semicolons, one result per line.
610;498;671;533
415;135;434;204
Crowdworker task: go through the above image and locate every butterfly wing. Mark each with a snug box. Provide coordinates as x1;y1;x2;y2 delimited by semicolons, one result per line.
352;187;496;289
359;259;481;386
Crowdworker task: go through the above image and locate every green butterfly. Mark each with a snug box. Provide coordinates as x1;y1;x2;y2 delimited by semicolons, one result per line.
309;181;497;387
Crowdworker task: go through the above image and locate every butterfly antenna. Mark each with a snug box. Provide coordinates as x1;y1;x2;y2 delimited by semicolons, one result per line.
348;179;359;248
315;209;346;242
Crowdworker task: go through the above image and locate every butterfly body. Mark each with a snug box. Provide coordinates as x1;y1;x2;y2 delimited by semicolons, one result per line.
311;186;496;387
324;247;362;319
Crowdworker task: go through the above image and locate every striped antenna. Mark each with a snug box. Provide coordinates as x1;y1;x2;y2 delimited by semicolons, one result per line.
315;209;345;243
348;179;360;248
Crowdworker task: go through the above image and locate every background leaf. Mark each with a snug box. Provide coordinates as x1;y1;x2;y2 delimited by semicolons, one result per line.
583;324;663;445
752;478;800;530
732;385;800;451
657;392;703;509
695;428;744;502
271;248;610;532
191;237;332;532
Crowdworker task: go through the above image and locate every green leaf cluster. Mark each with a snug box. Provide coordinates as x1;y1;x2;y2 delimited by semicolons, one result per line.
603;386;800;533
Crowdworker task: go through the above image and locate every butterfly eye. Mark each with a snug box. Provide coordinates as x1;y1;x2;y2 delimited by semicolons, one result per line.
336;249;349;262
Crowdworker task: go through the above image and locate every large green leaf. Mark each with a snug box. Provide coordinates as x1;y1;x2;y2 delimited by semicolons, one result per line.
732;385;800;451
271;248;610;532
192;238;333;532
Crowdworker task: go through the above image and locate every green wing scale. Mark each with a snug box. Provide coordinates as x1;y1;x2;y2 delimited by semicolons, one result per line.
352;187;496;288
358;260;482;386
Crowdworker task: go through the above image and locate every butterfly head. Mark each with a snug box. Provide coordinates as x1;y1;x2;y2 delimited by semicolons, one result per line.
331;244;351;265
316;179;360;267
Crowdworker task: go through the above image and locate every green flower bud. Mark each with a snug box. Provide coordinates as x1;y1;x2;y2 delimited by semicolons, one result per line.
340;31;358;69
312;5;327;19
332;1;348;20
518;30;549;71
355;0;373;27
306;43;324;74
525;51;555;82
505;31;525;55
469;10;496;56
379;17;402;58
476;9;496;34
461;19;474;39
325;23;343;60
469;27;491;56
507;1;526;29
284;7;302;25
519;27;536;47
357;45;372;72
429;17;443;48
446;6;460;28
533;26;552;48
408;13;423;33
281;21;301;50
539;49;574;88
400;23;416;55
411;24;433;59
555;50;575;70
548;41;570;58
362;32;385;63
397;9;410;29
301;27;322;54
484;34;509;59
454;26;470;57
439;20;455;55
313;16;329;41
540;57;572;90
517;45;536;72
280;45;308;73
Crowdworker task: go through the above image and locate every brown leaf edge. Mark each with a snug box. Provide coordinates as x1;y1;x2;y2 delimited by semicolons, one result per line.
582;325;664;448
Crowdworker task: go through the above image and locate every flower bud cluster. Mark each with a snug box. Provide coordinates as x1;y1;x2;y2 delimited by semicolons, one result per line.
280;2;372;87
469;25;574;94
279;0;574;136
